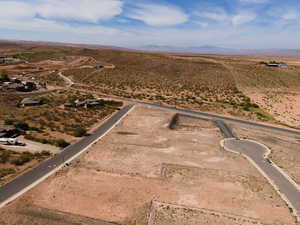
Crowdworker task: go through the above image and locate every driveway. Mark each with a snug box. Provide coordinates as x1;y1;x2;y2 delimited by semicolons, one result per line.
222;139;300;222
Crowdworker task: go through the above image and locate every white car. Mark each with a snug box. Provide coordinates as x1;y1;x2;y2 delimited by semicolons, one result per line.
0;138;26;146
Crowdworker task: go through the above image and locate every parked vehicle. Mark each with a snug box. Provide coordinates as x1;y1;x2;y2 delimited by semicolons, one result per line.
0;138;26;146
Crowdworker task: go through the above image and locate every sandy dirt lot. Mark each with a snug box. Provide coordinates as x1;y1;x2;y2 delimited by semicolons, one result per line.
230;124;300;186
0;106;295;225
148;201;271;225
244;88;300;127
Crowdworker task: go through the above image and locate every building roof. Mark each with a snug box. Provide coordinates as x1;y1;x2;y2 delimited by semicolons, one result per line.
7;83;24;89
21;97;42;105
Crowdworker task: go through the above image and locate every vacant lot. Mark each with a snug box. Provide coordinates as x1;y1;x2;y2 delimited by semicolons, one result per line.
0;106;294;225
148;201;271;225
230;124;300;186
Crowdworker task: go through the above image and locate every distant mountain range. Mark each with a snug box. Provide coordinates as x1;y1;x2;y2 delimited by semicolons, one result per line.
141;45;300;57
0;39;133;52
1;39;300;57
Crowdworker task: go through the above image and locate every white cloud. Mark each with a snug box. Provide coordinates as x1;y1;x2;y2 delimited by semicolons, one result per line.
240;0;269;4
0;1;36;19
231;12;256;26
281;11;299;20
195;21;209;28
0;17;120;34
197;9;256;26
127;3;188;27
37;0;123;23
1;0;300;49
268;8;299;21
198;8;229;22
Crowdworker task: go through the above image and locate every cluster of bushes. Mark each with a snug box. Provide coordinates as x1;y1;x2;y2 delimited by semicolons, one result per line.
73;127;87;137
55;139;70;148
24;134;70;148
0;149;10;164
14;51;58;61
4;120;42;135
15;121;30;131
0;148;51;167
0;71;9;82
0;168;16;179
10;151;51;166
102;99;123;107
239;102;260;111
11;152;33;166
218;100;259;111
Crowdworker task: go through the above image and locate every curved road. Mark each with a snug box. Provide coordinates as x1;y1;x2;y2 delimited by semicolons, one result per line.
54;71;300;138
0;95;300;224
137;101;300;138
222;139;300;222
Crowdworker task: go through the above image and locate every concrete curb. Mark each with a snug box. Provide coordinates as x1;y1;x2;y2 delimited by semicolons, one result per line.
0;104;135;209
220;138;300;223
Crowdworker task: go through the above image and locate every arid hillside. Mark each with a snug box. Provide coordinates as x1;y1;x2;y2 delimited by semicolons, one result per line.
2;43;300;127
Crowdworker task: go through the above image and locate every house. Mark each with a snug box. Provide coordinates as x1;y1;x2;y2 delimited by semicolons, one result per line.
279;63;288;68
6;83;25;91
66;99;103;108
0;125;20;138
20;97;43;107
0;57;20;64
267;62;288;68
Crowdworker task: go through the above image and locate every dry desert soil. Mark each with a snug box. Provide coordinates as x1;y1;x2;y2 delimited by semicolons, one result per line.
0;105;296;225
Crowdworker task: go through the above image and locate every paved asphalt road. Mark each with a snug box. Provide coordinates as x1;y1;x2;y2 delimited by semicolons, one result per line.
1;97;300;221
72;88;300;138
138;101;300;138
224;139;300;221
0;104;134;207
213;120;235;138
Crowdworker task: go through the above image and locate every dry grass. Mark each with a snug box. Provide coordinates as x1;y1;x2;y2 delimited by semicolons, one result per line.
64;50;243;105
0;90;122;144
2;44;300;124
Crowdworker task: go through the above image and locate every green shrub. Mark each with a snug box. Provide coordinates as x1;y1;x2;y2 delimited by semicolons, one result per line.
0;71;9;82
41;150;51;156
73;127;87;137
24;134;51;145
55;139;70;148
0;151;11;164
4;119;15;125
0;168;16;178
15;121;29;131
34;150;51;158
11;152;33;166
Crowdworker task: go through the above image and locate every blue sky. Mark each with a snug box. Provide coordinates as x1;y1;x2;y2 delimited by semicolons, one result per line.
0;0;300;48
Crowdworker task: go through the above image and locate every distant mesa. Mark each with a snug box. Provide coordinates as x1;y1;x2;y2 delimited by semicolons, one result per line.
1;39;300;57
141;45;300;57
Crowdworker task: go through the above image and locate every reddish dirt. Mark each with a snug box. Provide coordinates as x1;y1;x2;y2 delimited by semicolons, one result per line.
0;105;295;225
